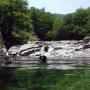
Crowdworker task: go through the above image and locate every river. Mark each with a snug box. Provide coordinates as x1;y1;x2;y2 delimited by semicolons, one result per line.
2;40;89;69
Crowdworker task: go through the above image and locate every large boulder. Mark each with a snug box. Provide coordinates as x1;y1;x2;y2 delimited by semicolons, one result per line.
9;43;42;56
82;37;90;44
8;46;19;55
81;37;90;49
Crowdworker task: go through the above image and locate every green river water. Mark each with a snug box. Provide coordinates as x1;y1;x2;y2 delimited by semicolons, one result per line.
0;67;90;90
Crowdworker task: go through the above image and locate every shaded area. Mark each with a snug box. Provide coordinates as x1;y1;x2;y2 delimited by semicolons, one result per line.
0;68;90;90
0;68;19;90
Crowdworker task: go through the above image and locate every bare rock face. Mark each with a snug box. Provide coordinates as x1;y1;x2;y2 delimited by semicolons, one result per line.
8;46;19;55
82;37;90;49
8;40;90;58
8;43;42;56
82;37;90;44
83;44;90;49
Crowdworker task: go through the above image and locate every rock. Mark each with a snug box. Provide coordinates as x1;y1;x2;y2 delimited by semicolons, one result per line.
8;46;19;55
83;44;90;49
19;48;40;56
75;48;80;51
74;40;82;44
81;37;90;49
18;43;41;56
8;40;90;58
82;37;90;44
9;43;42;56
18;43;40;52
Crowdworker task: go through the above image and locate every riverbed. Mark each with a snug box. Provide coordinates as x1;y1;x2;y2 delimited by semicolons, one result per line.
6;40;90;69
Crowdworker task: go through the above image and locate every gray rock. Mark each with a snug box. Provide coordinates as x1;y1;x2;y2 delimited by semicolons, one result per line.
82;37;90;44
8;40;90;58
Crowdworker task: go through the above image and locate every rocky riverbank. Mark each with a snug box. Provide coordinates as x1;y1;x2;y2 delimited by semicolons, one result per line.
1;39;90;69
8;40;90;58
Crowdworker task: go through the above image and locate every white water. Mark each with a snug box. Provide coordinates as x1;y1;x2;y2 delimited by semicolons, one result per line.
40;45;54;57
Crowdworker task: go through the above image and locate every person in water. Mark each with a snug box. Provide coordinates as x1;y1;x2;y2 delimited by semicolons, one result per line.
39;43;49;64
44;43;49;52
39;54;47;64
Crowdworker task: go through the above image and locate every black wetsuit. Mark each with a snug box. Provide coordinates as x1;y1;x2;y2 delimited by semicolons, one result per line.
39;55;47;64
44;46;49;52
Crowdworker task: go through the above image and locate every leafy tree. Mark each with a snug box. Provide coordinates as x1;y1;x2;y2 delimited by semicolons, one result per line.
0;0;32;48
47;18;63;40
30;7;54;40
0;0;90;47
56;8;90;40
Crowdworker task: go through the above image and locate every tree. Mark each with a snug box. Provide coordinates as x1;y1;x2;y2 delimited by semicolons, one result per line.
30;7;54;40
0;0;32;49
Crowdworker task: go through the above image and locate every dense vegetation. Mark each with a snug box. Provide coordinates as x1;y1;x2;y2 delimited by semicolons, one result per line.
0;68;90;90
0;0;90;48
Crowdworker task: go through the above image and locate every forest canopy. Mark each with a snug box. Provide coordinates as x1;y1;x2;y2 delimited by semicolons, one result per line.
0;0;90;48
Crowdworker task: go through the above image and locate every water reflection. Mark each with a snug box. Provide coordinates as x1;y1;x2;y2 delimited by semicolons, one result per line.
0;67;90;90
0;68;18;90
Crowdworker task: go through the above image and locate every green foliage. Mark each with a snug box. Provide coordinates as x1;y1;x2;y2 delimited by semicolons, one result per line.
47;18;63;40
0;0;33;48
29;7;90;41
0;68;90;90
30;7;54;40
56;8;90;40
0;0;90;48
